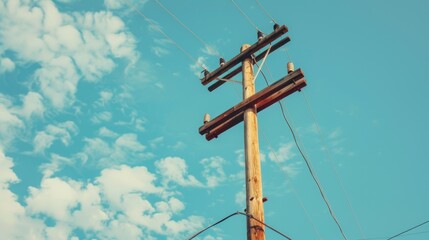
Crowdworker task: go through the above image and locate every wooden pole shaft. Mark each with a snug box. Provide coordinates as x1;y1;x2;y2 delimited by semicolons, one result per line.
242;44;265;240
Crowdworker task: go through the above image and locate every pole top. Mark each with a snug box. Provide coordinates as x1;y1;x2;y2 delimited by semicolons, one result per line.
241;44;251;52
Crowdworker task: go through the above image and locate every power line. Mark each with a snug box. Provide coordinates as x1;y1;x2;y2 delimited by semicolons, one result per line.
153;0;223;59
254;0;277;24
187;211;293;240
254;61;349;240
260;130;324;240
238;212;292;240
187;212;239;240
301;91;367;239
122;0;207;70
230;0;262;32
355;230;429;240
387;220;429;240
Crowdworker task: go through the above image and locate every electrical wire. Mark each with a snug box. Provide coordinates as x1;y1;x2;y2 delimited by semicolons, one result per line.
254;0;277;24
260;130;324;240
122;0;207;71
186;211;293;240
230;0;262;32
279;97;348;240
301;91;367;239
253;45;271;82
187;212;239;240
238;212;293;240
387;220;429;240
355;230;429;240
255;62;349;240
153;0;223;59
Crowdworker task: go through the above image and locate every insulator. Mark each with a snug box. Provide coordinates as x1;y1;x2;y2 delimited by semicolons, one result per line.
273;23;279;30
219;58;225;66
203;69;209;77
203;113;211;124
287;62;294;74
263;197;268;203
257;30;264;40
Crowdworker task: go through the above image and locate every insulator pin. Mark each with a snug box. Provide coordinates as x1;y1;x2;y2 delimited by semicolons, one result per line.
203;69;209;77
273;23;279;30
219;58;225;66
257;30;264;40
203;113;211;124
287;62;294;74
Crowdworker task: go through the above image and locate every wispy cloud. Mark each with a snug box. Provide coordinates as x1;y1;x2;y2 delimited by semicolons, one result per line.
79;133;150;167
33;121;78;154
268;142;296;163
200;156;227;188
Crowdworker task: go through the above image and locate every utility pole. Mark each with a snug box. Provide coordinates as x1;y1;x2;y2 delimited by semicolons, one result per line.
242;43;265;240
198;24;306;240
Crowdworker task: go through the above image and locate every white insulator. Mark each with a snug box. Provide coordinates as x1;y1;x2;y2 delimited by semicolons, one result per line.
203;113;211;124
287;62;295;74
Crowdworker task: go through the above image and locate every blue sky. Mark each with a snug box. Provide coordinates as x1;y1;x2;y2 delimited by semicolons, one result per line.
1;0;428;239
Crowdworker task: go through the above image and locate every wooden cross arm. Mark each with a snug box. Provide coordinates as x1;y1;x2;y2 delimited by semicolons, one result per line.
200;25;288;86
207;36;291;92
199;69;307;141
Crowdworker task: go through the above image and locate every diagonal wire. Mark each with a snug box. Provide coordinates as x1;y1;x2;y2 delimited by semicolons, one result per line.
260;129;324;240
153;0;223;59
230;0;262;32
238;212;292;240
387;220;429;240
257;63;349;240
254;0;277;24
186;211;293;240
253;45;272;81
187;212;240;240
122;0;207;70
301;91;367;239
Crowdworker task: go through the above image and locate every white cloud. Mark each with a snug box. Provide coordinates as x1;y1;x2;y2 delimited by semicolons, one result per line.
235;190;246;207
104;0;124;9
190;56;207;77
155;157;203;187
0;98;24;148
33;121;78;153
26;177;80;221
235;149;245;167
91;111;113;124
40;154;73;178
1;149;207;239
201;44;220;56
0;150;19;187
98;126;119;138
150;136;164;149
328;127;342;139
80;133;150;167
97;164;163;208
280;163;301;178
96;90;113;106
200;156;226;188
35;56;79;108
268;142;296;163
16;92;45;119
0;57;15;73
152;46;170;57
171;141;185;150
114;110;146;132
0;0;138;109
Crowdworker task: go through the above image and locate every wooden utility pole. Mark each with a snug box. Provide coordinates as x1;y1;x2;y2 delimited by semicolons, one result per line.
198;24;306;240
242;44;265;240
